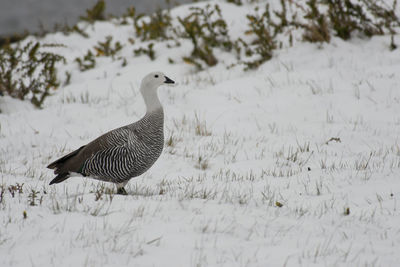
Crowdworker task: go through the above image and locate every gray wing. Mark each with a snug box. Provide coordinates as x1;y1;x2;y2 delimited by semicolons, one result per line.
48;125;139;176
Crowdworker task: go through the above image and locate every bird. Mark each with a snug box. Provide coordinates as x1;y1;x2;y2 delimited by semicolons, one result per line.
47;71;175;195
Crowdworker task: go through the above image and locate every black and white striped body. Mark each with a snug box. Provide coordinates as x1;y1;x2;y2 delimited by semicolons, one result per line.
82;109;164;184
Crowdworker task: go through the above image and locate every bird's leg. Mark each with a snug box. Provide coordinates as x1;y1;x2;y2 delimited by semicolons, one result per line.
117;187;127;195
116;182;128;195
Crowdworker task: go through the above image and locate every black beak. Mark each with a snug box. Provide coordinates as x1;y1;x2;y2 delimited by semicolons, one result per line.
164;76;175;84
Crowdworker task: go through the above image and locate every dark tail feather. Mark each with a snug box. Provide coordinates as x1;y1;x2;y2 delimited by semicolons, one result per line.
47;145;85;171
49;173;70;185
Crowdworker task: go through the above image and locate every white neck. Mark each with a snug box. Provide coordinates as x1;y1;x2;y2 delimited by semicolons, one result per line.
141;84;162;114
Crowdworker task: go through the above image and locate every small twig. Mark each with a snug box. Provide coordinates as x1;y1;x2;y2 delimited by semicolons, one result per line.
146;236;163;245
325;137;341;145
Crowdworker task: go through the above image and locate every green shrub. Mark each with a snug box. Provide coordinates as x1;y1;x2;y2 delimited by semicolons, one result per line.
299;0;400;41
364;0;400;34
135;9;173;41
75;50;96;71
75;36;125;71
71;25;90;38
243;5;277;69
94;36;123;58
80;0;106;23
0;42;65;108
0;33;29;49
288;0;399;44
134;43;156;60
293;0;331;43
226;0;242;6
178;4;232;69
327;0;379;40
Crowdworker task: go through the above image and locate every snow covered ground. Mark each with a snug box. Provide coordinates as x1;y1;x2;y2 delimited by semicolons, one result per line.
1;1;400;266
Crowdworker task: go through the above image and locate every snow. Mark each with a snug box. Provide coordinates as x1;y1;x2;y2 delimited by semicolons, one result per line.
1;0;400;266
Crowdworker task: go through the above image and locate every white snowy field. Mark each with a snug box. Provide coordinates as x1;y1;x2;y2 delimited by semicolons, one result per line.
1;1;400;266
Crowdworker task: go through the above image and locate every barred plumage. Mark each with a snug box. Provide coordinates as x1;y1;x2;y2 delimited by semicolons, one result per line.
82;110;164;183
47;72;175;194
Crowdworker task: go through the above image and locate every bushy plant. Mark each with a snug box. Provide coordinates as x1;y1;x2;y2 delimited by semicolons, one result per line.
94;36;123;58
135;9;173;41
293;0;400;42
75;50;96;71
178;4;232;69
0;33;29;49
243;5;277;69
226;0;243;6
292;0;331;43
134;43;156;60
327;0;381;39
80;0;106;23
364;0;400;34
0;42;65;107
75;36;125;71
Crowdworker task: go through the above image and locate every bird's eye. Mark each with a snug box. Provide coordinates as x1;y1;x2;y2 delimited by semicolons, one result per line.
154;75;159;78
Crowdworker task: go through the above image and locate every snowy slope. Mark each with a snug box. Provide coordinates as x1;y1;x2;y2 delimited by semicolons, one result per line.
1;1;400;266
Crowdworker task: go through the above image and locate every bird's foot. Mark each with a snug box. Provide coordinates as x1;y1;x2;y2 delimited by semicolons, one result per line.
117;187;128;195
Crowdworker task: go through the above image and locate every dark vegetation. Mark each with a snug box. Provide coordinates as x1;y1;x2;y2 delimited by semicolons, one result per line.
294;0;400;42
75;36;124;71
178;4;232;69
80;0;106;23
135;9;173;41
0;0;399;107
241;5;277;69
134;43;156;60
75;50;96;72
94;36;123;58
0;42;65;108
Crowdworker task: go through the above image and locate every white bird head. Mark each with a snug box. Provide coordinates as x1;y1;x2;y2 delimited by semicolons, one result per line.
140;71;175;113
141;71;175;90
